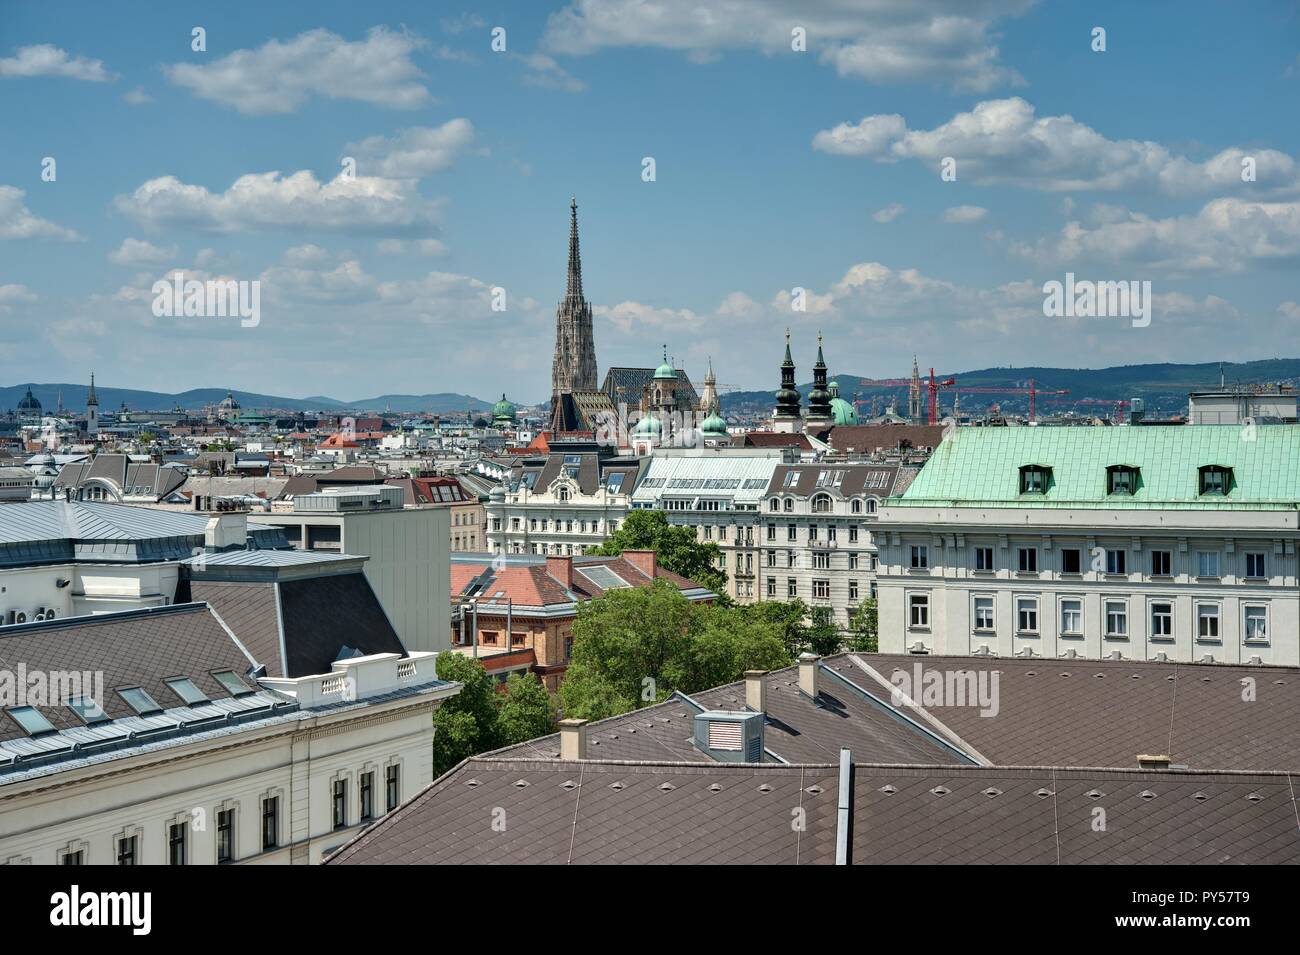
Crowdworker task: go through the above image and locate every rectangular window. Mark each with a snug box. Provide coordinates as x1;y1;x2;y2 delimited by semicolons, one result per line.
217;809;234;864
117;836;137;866
848;527;858;543
848;552;859;570
909;594;929;628
1105;549;1126;575
813;579;830;599
1017;547;1037;573
1198;604;1220;639
1245;553;1266;579
975;546;994;571
809;525;818;541
787;578;797;598
1197;551;1220;577
262;797;279;851
1016;597;1038;633
974;596;994;631
1151;550;1171;576
910;545;928;569
767;524;776;541
1244;605;1268;642
766;550;776;567
386;765;401;812
848;580;859;601
1060;599;1082;635
360;772;375;822
767;578;776;598
168;823;186;866
332;779;347;830
62;850;84;865
787;524;797;542
1105;601;1127;637
813;552;830;569
1061;548;1081;574
1151;602;1173;638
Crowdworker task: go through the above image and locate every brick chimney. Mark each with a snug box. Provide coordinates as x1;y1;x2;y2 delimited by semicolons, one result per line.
559;718;588;760
745;670;767;713
621;548;657;579
546;555;574;590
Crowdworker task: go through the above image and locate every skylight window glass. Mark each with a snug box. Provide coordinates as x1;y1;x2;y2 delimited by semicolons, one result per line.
118;686;163;716
7;706;56;736
67;696;109;724
212;671;253;697
164;677;209;706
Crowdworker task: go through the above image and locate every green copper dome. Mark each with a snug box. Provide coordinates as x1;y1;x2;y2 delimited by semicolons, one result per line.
653;345;677;380
701;411;728;436
631;413;663;436
492;393;517;421
830;396;858;425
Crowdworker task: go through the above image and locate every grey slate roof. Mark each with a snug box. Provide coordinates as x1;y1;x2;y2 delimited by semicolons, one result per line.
326;758;1300;865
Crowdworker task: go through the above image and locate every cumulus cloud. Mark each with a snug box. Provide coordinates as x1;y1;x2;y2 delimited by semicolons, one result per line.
943;205;988;224
163;27;432;114
343;120;480;179
113;170;443;236
0;44;115;82
542;0;1029;92
873;203;905;223
814;97;1300;195
0;284;37;312
109;238;177;265
123;86;151;105
0;185;83;240
377;238;449;256
1011;198;1300;272
516;53;586;92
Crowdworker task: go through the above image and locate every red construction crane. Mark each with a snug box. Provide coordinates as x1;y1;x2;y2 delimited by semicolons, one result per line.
947;379;1069;422
858;369;955;425
1044;396;1130;422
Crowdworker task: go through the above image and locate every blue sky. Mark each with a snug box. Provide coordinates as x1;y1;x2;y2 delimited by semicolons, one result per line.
1;0;1298;404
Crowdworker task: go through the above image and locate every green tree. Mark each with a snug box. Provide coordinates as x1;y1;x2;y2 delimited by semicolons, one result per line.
806;606;843;656
559;581;794;721
589;509;727;596
847;599;879;653
496;671;557;745
743;599;810;658
432;653;502;776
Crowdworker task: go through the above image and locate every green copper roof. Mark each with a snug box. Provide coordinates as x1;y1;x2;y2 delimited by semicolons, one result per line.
701;412;728;435
893;425;1300;510
830;396;858;426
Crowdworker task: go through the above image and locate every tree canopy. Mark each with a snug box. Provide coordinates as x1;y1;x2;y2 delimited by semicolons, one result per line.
588;509;727;597
432;655;558;776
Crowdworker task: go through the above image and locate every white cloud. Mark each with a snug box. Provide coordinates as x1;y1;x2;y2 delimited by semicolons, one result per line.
344;120;480;179
109;238;177;266
516;53;586;92
123;86;152;105
943;205;988;224
873;203;905;223
0;284;37;312
113;170;443;236
377;238;449;256
542;0;1029;92
1278;301;1300;321
0;185;83;241
1011;198;1300;272
0;44;114;82
814;97;1300;195
163;27;432;115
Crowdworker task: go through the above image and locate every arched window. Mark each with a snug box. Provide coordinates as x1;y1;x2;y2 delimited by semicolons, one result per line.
812;494;832;513
866;498;878;514
557;486;570;502
850;498;862;514
783;498;794;512
769;498;780;512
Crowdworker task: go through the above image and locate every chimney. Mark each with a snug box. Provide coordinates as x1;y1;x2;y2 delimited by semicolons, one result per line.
546;555;574;590
204;512;247;550
1137;754;1171;770
744;670;767;713
621;548;657;579
798;652;820;698
559;718;588;760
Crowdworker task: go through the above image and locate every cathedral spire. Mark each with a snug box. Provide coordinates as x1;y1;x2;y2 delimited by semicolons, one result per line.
86;372;98;407
565;194;583;301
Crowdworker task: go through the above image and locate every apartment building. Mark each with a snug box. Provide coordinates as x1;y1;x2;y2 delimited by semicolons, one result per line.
483;446;642;557
629;449;783;602
760;462;920;625
877;426;1300;664
0;602;459;866
385;475;485;552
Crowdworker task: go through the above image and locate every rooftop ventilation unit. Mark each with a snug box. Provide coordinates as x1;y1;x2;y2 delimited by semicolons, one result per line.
693;711;764;763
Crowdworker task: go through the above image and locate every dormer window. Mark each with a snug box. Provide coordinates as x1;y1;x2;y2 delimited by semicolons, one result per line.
1199;465;1233;496
1019;465;1051;495
1106;465;1140;496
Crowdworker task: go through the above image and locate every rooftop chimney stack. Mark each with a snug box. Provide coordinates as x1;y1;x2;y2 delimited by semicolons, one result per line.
621;548;658;579
559;718;588;760
546;555;574;590
744;670;767;713
798;652;820;699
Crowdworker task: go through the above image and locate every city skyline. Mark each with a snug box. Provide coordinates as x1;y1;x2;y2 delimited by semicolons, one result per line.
2;1;1299;402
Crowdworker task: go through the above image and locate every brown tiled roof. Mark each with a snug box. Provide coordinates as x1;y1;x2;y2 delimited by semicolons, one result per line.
825;424;946;454
451;556;707;609
189;580;285;677
0;604;256;742
766;462;906;497
741;432;813;449
326;758;1300;865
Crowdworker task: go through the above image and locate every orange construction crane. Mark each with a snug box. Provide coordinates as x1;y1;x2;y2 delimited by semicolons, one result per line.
947;379;1069;422
858;369;955;425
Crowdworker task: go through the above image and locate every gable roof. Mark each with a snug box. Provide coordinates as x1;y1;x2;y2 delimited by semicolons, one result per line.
896;425;1300;509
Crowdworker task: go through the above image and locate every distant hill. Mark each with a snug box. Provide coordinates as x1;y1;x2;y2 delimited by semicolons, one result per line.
721;358;1300;418
0;383;495;415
